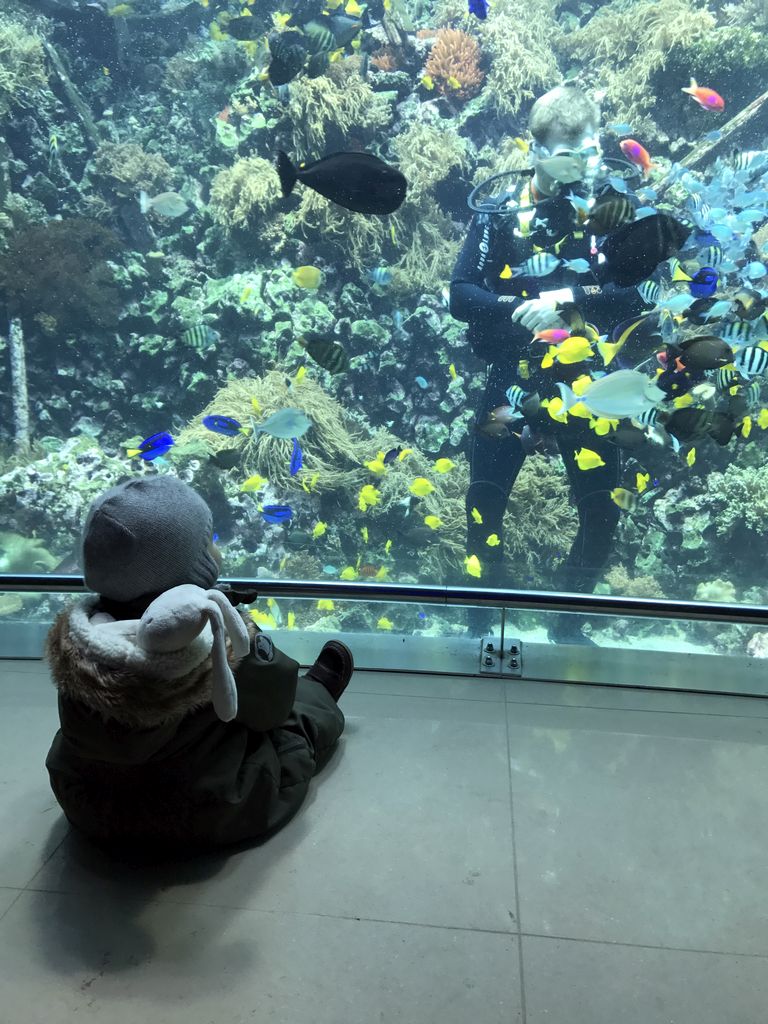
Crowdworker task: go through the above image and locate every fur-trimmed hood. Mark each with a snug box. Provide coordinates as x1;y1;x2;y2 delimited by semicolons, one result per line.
46;596;254;741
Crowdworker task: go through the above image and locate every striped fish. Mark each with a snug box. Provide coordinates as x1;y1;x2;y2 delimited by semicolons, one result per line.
747;379;762;407
734;150;768;173
734;345;768;378
719;320;753;347
298;332;349;374
505;384;528;409
716;366;740;391
635;407;662;427
637;279;660;305
302;19;335;53
182;324;220;352
512;251;560;278
701;244;723;268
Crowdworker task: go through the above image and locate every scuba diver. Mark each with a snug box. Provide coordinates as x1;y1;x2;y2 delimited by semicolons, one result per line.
450;84;654;644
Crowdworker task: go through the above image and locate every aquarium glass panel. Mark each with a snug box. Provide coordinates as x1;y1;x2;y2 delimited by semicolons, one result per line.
2;0;768;656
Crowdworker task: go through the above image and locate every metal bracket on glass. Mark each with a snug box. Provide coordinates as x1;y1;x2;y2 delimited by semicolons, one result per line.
478;635;522;677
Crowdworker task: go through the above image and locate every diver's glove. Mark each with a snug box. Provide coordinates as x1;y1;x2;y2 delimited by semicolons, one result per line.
510;297;568;333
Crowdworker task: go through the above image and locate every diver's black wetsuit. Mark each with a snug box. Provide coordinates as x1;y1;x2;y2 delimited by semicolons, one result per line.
450;174;651;596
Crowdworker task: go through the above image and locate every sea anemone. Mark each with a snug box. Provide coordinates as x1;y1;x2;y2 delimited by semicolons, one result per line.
424;28;484;101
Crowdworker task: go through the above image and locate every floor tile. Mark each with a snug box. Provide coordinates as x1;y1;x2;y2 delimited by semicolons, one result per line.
523;934;768;1024
0;890;521;1024
508;701;768;953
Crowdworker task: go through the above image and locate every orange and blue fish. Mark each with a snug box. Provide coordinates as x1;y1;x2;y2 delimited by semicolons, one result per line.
682;78;724;112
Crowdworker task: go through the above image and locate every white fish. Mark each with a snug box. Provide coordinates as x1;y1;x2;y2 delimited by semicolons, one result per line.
252;407;312;438
557;369;665;419
512;252;560;278
734;346;768;378
139;190;189;218
562;257;591;274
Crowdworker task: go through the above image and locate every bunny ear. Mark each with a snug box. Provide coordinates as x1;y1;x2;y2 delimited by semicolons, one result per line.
204;589;250;658
203;600;239;722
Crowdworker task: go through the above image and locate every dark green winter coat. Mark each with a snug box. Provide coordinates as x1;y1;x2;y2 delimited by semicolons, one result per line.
44;595;339;855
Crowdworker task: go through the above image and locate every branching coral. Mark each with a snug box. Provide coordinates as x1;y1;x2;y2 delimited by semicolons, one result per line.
564;0;716;140
0;14;48;120
390;120;470;204
284;187;393;268
285;58;392;160
209;156;281;232
92;142;175;196
605;564;665;600
0;218;123;332
710;463;768;537
424;28;484;101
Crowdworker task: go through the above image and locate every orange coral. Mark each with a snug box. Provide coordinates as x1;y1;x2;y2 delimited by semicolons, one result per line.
370;45;398;71
424;28;484;101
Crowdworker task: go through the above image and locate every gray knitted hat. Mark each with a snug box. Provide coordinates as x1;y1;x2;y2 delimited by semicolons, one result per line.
82;476;220;602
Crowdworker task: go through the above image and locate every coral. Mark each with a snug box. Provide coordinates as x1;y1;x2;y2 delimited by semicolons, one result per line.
370;46;398;72
284;58;393;160
565;0;716;141
661;25;768;109
747;631;768;658
472;137;530;186
285;186;392;268
391;120;470;204
694;579;737;603
0;531;59;573
92;142;175;197
710;463;768;538
0;14;48;120
209;156;281;232
0;218;123;332
424;29;484;101
482;12;560;117
605;564;665;600
390;201;461;296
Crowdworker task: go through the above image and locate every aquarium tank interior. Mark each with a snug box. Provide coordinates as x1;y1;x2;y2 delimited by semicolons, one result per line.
2;0;768;667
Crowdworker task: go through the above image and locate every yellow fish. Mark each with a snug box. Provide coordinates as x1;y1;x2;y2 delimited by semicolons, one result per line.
326;0;344;7
464;554;482;578
390;223;397;245
397;447;413;461
424;515;442;529
742;416;752;438
346;0;363;14
375;567;389;580
574;447;606;470
670;259;693;283
241;473;268;492
251;396;262;413
447;75;462;90
274;12;292;27
200;0;209;6
499;264;513;279
449;363;458;381
365;453;388;474
377;617;394;630
686;447;696;467
758;408;768;429
590;417;618;436
301;471;320;493
209;22;226;40
486;534;500;546
421;74;435;90
294;365;306;384
102;65;111;75
385;539;392;554
518;359;530;380
240;286;253;303
249;609;277;628
568;401;593;420
512;137;529;153
279;555;288;571
312;521;327;539
410;477;434;497
108;3;134;16
597;339;623;366
292;265;322;289
239;6;252;16
610;488;637;511
358;484;381;511
361;526;368;542
542;336;594;367
636;471;650;493
434;458;454;472
287;610;296;629
673;392;694;409
340;566;358;580
542;396;568;423
572;374;593;395
471;507;483;524
317;599;335;611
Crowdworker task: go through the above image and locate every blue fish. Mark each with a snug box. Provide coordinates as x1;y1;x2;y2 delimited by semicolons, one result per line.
703;130;723;144
689;266;718;298
129;430;174;461
290;437;303;475
203;414;246;437
468;0;489;17
414;376;429;389
261;504;293;524
383;446;403;464
608;122;633;135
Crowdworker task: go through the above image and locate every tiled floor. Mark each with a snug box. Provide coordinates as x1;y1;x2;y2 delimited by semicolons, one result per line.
1;658;768;1023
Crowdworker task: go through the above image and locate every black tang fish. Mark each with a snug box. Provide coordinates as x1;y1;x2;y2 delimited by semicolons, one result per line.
596;214;691;287
277;150;407;215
